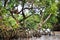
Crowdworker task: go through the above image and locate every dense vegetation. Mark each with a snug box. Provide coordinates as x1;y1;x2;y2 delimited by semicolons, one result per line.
0;0;60;39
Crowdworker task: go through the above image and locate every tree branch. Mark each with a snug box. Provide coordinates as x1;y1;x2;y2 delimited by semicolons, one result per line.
21;0;26;19
10;11;20;24
43;14;52;24
4;0;8;7
10;11;16;20
37;14;51;29
19;14;33;22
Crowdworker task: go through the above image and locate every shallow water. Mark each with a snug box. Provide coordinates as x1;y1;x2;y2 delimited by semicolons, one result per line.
17;35;60;40
0;35;60;40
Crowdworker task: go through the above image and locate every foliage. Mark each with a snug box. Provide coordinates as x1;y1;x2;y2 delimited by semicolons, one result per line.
0;0;59;31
